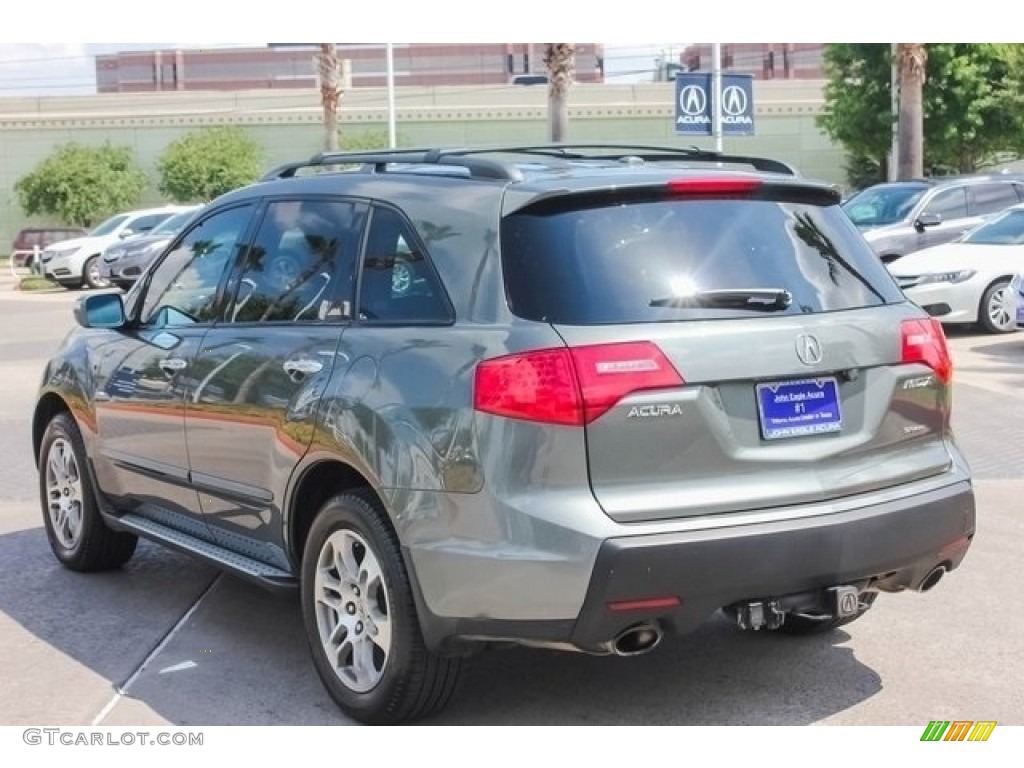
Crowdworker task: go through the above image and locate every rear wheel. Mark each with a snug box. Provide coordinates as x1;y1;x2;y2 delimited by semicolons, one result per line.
300;490;463;724
977;279;1015;334
39;412;137;571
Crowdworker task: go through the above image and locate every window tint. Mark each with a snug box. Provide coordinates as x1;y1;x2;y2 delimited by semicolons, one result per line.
922;187;968;220
141;205;253;326
970;183;1020;216
229;199;365;323
501;198;904;325
357;207;452;324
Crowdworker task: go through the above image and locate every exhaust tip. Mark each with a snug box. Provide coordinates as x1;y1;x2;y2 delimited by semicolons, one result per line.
612;624;663;656
919;566;946;592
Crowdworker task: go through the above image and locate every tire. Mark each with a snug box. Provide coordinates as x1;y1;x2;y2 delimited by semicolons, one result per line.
977;279;1016;334
38;412;137;571
776;592;878;636
300;490;463;724
83;255;110;290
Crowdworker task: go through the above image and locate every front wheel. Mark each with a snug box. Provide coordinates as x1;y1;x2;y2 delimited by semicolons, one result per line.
39;412;137;571
300;490;462;724
978;279;1016;334
83;255;110;290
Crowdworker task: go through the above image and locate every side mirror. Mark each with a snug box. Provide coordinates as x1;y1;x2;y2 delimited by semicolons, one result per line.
74;292;126;329
915;212;942;230
118;228;135;239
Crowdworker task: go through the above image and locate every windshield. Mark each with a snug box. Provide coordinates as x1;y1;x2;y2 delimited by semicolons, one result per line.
89;214;130;237
150;209;200;235
502;196;903;325
962;209;1024;245
841;184;929;226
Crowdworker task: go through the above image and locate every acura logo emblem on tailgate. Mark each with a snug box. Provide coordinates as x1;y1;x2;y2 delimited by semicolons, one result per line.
795;334;823;366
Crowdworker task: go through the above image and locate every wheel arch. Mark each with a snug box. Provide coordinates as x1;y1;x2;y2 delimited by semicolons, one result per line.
286;459;388;567
33;393;73;467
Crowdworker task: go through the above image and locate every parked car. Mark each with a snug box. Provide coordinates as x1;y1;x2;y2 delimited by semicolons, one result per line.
10;227;87;270
889;203;1024;333
34;144;975;724
1012;272;1024;327
842;175;1024;263
39;206;189;289
100;205;204;290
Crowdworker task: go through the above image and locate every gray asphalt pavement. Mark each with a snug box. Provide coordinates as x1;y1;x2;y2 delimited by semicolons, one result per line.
1;275;1022;726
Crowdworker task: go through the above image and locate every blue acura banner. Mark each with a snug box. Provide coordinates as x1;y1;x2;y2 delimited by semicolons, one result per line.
674;72;755;136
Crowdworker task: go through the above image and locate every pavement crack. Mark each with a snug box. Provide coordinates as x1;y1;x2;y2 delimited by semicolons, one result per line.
91;573;222;726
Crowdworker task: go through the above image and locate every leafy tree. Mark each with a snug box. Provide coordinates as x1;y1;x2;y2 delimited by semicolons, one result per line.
819;44;1024;185
337;130;406;150
924;44;1024;173
817;43;894;184
157;126;262;203
14;142;146;227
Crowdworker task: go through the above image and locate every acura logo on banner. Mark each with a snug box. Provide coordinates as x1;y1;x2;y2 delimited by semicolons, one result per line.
674;72;755;136
675;73;712;135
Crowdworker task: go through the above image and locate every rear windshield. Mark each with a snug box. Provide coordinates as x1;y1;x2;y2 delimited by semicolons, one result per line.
502;197;904;325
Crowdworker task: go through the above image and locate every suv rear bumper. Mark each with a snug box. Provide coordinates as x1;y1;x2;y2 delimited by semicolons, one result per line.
568;479;974;651
423;479;975;653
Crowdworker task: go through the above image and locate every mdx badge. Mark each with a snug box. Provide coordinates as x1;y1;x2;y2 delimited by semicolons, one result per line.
795;333;823;366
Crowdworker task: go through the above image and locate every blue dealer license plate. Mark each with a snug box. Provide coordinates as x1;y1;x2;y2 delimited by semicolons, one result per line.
756;377;842;440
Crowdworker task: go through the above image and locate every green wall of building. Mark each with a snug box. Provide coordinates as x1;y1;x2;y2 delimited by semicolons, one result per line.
0;82;843;250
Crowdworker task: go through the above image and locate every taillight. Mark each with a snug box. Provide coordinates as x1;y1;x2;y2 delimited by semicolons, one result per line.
667;177;761;195
901;318;953;385
474;348;582;426
474;342;684;426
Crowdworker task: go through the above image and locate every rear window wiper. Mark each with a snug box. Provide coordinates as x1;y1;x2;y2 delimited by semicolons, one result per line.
649;288;793;311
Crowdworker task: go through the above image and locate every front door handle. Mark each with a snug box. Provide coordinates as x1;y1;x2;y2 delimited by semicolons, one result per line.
283;359;324;381
159;358;188;376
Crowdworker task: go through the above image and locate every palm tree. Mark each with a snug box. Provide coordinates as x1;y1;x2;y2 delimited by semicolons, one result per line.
544;44;576;142
316;44;342;152
896;44;927;179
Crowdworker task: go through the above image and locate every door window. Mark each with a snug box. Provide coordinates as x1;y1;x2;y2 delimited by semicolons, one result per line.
229;198;366;323
140;205;254;327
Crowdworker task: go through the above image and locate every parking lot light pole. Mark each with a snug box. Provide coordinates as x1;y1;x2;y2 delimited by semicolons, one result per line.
712;43;723;152
386;43;397;148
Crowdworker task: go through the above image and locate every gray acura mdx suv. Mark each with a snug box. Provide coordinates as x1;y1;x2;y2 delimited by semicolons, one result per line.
33;145;976;724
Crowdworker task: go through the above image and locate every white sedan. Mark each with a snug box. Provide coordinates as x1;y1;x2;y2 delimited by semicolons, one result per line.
888;205;1024;334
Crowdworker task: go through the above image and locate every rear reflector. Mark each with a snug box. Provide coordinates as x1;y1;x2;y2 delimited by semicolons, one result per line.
607;596;681;612
474;341;684;426
900;318;953;385
667;177;761;195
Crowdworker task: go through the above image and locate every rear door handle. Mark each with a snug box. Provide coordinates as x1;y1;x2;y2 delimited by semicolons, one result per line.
159;358;188;376
283;359;324;380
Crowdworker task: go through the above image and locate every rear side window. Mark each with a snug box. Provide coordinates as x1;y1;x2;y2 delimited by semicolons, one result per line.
970;183;1020;216
501;197;904;325
357;207;452;324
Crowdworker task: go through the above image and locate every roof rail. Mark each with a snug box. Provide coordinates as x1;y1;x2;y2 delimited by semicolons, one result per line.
446;144;799;176
258;143;798;183
259;148;524;182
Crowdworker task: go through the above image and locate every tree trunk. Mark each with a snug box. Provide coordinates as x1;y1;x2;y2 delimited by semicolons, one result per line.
545;44;576;142
896;44;926;179
317;44;341;152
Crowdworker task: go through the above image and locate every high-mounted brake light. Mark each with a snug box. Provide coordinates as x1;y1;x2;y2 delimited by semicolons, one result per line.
474;342;684;426
900;318;953;385
667;178;762;195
